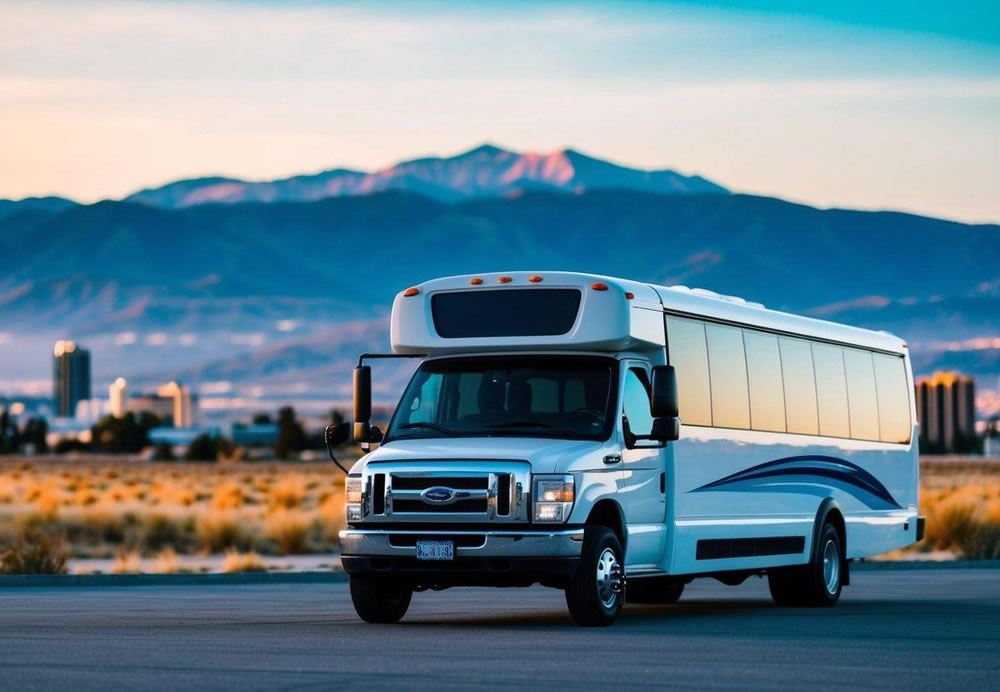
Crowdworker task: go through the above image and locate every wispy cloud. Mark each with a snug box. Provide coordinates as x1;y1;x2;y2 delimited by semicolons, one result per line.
0;1;997;221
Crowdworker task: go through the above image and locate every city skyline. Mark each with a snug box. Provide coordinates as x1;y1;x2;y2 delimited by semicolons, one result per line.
1;1;998;222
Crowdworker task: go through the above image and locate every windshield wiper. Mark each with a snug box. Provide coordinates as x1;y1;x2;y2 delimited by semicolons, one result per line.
396;422;459;437
486;420;589;439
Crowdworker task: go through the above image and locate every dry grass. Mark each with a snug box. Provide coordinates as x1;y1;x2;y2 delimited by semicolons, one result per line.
111;548;143;574
0;460;347;557
919;479;1000;558
148;547;181;574
222;549;266;573
0;527;67;574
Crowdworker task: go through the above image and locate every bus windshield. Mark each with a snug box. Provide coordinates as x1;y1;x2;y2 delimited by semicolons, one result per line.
383;355;617;442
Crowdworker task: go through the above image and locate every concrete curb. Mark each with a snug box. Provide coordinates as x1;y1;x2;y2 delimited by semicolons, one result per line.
0;570;348;588
3;560;999;587
853;559;1000;571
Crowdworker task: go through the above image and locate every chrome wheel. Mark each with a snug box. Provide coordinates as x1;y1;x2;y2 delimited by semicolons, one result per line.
596;547;622;608
822;538;840;595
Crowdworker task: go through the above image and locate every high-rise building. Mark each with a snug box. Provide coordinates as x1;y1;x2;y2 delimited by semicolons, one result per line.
109;377;129;418
914;371;976;453
53;340;91;418
157;381;194;428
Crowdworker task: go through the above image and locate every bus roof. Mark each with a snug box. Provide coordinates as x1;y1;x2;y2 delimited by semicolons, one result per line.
390;271;907;356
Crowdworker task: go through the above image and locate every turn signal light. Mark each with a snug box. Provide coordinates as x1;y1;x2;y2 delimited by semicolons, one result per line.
591;282;608;291
469;278;484;285
529;275;543;283
498;276;513;284
625;291;634;300
403;287;420;297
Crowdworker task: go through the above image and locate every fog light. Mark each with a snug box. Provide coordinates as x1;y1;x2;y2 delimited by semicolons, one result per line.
533;475;574;523
346;505;363;522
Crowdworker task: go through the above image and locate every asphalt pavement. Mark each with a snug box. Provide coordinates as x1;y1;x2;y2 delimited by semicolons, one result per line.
0;568;997;690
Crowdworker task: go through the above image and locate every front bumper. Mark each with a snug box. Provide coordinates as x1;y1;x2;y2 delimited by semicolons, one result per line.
339;527;584;587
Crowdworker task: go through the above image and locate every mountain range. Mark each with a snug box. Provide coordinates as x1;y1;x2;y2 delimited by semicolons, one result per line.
1;144;997;416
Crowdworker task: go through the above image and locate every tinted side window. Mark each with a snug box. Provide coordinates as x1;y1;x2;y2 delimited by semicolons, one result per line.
666;317;712;426
812;343;850;438
705;324;750;429
873;353;911;443
843;348;880;441
744;331;786;432
431;289;581;338
622;369;654;436
779;338;819;435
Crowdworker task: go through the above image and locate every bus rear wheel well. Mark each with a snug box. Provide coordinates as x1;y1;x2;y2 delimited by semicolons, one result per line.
585;500;626;552
815;500;848;586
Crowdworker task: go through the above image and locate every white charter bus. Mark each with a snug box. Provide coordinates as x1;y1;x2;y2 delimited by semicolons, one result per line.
326;272;922;626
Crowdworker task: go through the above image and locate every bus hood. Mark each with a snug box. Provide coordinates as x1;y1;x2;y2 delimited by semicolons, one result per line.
352;437;610;475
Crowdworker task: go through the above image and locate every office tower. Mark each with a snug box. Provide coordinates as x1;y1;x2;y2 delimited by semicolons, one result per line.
914;371;976;452
53;340;91;418
109;377;129;418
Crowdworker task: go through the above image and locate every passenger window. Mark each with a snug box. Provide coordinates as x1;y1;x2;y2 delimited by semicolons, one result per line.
666;317;712;426
622;369;654;436
843;348;880;441
812;344;850;438
779;338;819;434
744;330;786;432
528;377;559;414
705;324;750;429
873;353;911;443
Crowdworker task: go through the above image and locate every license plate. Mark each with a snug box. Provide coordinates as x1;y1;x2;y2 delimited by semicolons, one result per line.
416;540;454;561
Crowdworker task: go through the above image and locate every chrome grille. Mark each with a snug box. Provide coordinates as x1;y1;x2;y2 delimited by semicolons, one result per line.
359;461;530;524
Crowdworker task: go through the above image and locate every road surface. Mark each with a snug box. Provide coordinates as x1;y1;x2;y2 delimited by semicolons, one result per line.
0;568;997;690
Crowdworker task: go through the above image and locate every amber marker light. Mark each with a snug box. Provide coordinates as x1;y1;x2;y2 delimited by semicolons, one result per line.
498;276;513;284
529;275;543;283
469;278;484;285
403;287;420;297
591;282;609;291
625;292;634;300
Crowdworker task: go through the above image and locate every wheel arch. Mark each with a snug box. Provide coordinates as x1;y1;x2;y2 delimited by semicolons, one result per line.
585;499;627;553
813;498;849;586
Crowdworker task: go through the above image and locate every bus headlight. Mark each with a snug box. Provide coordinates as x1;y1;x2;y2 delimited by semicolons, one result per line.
533;475;574;523
345;475;363;522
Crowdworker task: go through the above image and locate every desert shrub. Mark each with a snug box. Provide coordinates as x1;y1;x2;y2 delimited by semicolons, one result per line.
268;475;305;510
196;512;252;553
959;523;1000;560
924;501;978;550
211;481;244;510
111;548;142;574
0;528;68;574
265;509;310;555
148;547;181;574
222;549;266;573
143;513;188;551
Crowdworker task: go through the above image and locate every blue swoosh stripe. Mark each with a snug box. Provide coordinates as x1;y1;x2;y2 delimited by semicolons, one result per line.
691;454;901;510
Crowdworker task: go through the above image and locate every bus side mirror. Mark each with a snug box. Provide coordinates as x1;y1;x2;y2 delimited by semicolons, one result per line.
649;416;679;443
651;365;679;419
353;365;372;442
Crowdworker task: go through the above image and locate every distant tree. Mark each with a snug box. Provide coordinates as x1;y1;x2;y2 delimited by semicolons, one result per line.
91;411;161;454
252;413;273;425
21;418;48;454
185;434;218;462
330;409;345;426
151;442;175;461
0;410;23;455
53;438;91;454
274;406;307;460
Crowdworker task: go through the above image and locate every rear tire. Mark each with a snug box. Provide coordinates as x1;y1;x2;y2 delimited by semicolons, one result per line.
349;576;413;623
768;522;843;607
627;577;685;604
565;526;624;627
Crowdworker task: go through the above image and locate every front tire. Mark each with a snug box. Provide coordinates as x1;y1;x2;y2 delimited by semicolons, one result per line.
349;576;413;623
565;526;624;626
768;522;843;607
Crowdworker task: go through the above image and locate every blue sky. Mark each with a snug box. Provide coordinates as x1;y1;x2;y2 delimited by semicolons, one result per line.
0;0;997;221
